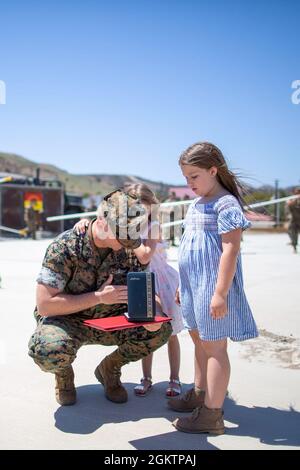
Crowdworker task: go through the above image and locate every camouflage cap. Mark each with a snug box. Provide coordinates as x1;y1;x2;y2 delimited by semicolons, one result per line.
100;189;148;249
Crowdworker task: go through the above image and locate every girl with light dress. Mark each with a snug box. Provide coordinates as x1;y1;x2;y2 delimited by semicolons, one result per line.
125;183;184;397
169;142;258;435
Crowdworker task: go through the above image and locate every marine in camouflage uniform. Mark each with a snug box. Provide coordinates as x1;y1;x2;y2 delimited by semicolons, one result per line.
28;190;172;405
286;189;300;253
24;200;41;240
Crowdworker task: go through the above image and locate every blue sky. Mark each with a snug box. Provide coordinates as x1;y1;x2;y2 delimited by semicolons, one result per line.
0;0;299;188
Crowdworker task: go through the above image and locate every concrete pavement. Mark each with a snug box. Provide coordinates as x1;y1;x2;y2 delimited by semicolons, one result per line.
0;232;299;449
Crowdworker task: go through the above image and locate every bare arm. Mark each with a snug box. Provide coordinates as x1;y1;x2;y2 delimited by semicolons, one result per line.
210;228;242;319
37;274;128;317
133;224;160;264
133;239;158;265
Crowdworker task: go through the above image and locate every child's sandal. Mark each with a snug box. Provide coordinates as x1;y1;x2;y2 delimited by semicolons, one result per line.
166;379;181;397
134;377;153;396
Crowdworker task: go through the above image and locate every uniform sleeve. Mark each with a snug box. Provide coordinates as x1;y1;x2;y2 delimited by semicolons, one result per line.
36;237;73;291
216;196;251;234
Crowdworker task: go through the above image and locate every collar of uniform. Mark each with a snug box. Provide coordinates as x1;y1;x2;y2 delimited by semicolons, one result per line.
87;218;115;258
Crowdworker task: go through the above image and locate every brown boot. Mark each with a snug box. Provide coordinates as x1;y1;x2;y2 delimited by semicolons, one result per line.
168;388;205;412
173;404;225;435
55;366;76;406
94;351;128;403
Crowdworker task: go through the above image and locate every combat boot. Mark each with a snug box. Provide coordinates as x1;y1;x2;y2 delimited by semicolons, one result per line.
168;387;205;412
94;351;128;403
55;366;76;406
173;404;225;435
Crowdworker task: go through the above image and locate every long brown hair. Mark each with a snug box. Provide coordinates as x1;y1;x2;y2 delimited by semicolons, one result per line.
124;183;160;224
124;183;159;205
179;142;246;207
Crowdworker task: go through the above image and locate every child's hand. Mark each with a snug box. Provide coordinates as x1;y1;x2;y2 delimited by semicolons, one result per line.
74;218;89;235
175;288;181;306
210;293;227;319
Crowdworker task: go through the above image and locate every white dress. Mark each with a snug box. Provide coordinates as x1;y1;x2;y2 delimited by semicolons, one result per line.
142;222;184;336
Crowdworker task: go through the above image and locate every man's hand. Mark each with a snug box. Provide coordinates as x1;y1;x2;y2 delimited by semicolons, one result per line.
97;274;128;305
143;323;162;332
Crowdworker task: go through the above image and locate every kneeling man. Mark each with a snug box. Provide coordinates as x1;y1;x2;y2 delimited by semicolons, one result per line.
28;190;172;405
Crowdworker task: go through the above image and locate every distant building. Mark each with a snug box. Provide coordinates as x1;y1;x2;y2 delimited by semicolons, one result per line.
168;187;195;200
0;171;64;236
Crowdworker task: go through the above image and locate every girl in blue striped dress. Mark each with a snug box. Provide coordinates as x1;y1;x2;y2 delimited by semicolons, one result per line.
170;142;258;435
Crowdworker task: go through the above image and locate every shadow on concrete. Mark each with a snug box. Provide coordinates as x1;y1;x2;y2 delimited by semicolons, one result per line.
130;431;217;450
224;396;300;447
54;382;300;450
54;381;217;449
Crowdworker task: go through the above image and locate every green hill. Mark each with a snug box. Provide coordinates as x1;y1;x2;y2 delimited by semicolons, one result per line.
0;152;170;197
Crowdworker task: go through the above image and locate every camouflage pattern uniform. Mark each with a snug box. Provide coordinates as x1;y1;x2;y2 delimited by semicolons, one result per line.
24;205;40;240
28;218;172;376
287;196;300;250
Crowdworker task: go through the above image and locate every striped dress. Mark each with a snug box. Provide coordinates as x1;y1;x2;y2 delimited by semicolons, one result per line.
178;193;258;341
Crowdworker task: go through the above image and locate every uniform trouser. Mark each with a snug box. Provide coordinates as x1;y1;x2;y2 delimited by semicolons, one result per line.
288;221;300;247
28;315;172;374
26;223;37;240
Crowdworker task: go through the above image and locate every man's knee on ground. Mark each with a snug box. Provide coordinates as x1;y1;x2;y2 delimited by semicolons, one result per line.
28;336;76;372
